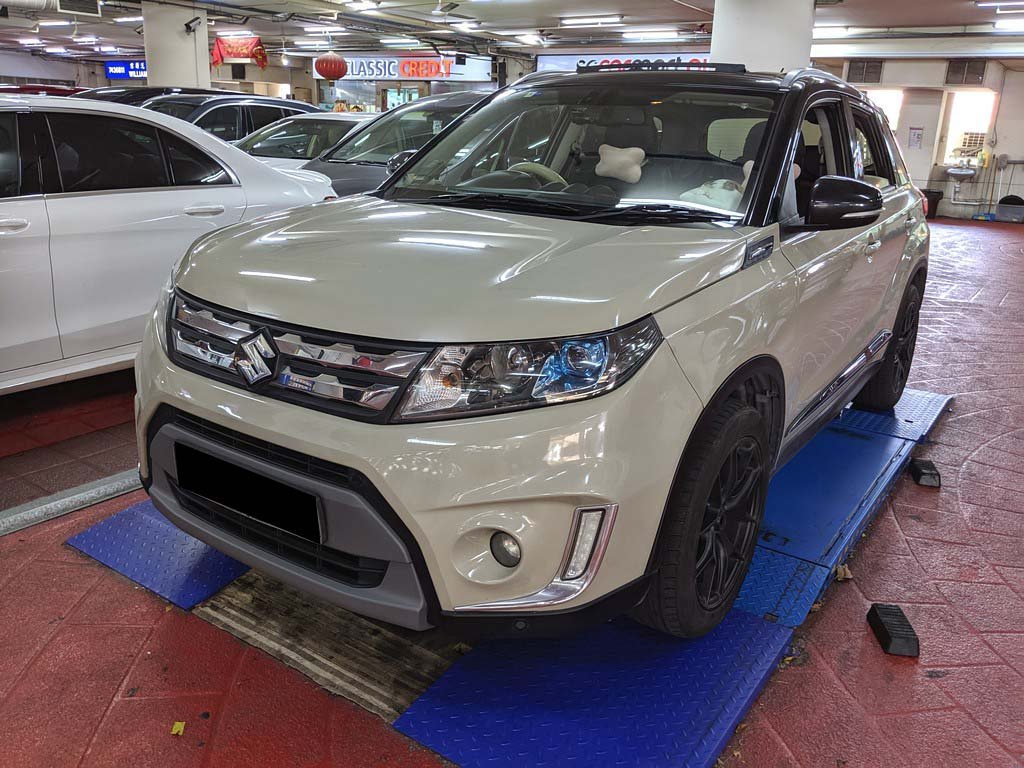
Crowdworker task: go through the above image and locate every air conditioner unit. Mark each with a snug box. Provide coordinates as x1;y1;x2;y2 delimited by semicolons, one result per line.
57;0;102;19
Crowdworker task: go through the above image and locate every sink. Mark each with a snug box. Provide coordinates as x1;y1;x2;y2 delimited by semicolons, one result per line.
945;165;977;202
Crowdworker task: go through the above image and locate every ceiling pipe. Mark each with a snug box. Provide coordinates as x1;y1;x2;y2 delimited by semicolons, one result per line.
1;0;59;10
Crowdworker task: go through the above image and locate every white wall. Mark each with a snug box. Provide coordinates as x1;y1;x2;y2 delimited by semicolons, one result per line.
0;50;77;82
893;89;946;188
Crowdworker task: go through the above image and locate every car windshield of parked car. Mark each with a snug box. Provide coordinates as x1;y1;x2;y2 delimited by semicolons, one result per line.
322;102;464;165
144;100;197;120
383;84;779;222
237;117;359;159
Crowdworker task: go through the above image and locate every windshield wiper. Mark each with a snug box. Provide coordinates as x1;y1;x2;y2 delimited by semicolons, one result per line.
392;191;591;217
573;204;739;225
325;158;384;166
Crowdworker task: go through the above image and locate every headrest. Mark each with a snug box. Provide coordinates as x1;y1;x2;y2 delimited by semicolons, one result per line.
742;121;768;162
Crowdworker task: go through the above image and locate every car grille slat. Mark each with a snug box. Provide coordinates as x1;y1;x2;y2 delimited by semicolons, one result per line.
168;291;431;422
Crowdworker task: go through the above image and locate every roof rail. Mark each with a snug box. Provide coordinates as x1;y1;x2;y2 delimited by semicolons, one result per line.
575;61;747;74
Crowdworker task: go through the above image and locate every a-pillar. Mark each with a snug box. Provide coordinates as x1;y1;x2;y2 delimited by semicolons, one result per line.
709;0;815;74
142;2;211;88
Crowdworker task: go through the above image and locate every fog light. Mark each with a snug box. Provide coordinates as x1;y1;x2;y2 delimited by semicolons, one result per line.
490;531;521;568
562;508;605;580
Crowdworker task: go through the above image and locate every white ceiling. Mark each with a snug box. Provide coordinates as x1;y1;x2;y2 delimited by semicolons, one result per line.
0;0;1018;66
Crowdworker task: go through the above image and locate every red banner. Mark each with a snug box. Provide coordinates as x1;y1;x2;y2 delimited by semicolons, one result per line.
211;36;268;69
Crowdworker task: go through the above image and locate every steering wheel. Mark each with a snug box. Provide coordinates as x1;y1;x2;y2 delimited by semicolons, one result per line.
507;162;567;188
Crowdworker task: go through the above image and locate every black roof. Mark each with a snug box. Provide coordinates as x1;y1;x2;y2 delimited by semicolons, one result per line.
77;86;242;105
512;65;862;99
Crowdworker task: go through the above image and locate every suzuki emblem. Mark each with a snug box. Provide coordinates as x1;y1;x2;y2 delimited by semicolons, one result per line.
235;330;277;386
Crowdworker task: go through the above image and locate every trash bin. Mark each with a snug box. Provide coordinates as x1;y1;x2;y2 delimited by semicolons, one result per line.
995;194;1024;223
922;189;943;220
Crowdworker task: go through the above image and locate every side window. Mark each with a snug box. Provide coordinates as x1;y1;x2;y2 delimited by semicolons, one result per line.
16;113;59;196
0;112;18;198
47;113;169;193
707;117;767;161
851;108;896;189
880;122;911;187
161;131;231;186
196;106;241;141
784;101;848;223
249;106;283;132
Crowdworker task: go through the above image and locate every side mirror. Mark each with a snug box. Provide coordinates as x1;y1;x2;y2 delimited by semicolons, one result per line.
386;149;418;175
805;175;884;229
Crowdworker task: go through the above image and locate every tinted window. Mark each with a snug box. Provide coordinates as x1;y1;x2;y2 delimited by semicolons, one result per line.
787;101;848;222
145;100;197;120
249;105;283;131
236;117;358;160
0;112;18;198
880;123;911;187
852;108;895;188
326;103;463;165
161;131;231;185
196;106;242;140
16;113;59;196
48;113;168;193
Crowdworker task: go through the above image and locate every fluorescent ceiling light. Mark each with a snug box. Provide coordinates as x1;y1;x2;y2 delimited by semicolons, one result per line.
977;1;1024;6
38;19;72;26
995;18;1024;29
294;39;332;46
100;45;117;52
516;34;543;45
45;46;68;53
347;1;378;10
72;35;98;43
19;38;44;45
813;25;851;38
561;15;622;26
217;29;253;36
622;31;680;41
380;37;418;44
114;15;144;22
495;29;534;36
303;25;346;32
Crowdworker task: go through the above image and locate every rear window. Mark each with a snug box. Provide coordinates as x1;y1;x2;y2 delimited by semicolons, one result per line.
145;100;196;120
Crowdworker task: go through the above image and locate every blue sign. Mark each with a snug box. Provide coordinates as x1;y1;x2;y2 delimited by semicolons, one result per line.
105;60;147;80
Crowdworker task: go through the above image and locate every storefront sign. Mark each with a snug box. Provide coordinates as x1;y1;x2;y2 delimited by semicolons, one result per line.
104;60;147;80
536;52;709;72
313;54;491;82
211;36;269;69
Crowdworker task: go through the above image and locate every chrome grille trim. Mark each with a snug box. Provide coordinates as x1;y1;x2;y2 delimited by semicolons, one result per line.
168;291;432;422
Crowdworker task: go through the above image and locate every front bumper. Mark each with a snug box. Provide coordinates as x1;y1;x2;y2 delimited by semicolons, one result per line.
135;315;703;634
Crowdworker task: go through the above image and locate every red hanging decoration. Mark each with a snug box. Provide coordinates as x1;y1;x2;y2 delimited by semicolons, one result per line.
315;52;348;81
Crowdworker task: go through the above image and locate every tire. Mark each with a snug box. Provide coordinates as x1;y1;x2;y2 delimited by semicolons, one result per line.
633;399;770;638
853;280;922;412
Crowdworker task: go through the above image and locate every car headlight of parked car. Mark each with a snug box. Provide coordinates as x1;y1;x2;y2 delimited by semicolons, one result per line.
396;317;662;421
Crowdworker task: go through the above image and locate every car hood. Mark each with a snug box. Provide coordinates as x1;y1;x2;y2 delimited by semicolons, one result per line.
301;158;388;196
176;195;751;342
257;157;308;170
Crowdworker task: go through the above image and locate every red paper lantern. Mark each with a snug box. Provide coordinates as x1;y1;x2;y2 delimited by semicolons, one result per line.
315;52;348;81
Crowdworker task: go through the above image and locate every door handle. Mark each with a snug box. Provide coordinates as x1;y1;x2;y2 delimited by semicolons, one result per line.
904;217;916;232
0;217;29;234
183;204;226;217
865;239;882;253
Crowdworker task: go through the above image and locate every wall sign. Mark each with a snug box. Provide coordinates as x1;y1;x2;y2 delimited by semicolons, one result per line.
312;54;491;82
104;60;147;80
536;52;709;72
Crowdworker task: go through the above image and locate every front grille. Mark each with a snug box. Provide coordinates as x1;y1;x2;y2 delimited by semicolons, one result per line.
168;290;432;423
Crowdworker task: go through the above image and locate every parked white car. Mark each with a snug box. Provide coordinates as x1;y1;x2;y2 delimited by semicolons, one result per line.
235;112;375;170
135;66;927;639
0;95;334;394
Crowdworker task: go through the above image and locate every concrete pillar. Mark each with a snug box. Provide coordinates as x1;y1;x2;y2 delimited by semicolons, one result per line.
142;2;211;88
710;0;815;73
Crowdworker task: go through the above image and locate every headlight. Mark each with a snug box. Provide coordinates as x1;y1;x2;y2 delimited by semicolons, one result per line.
395;317;661;422
153;275;175;352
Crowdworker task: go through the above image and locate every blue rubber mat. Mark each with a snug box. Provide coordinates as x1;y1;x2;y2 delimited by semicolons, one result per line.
395;611;792;768
67;500;248;609
735;547;831;627
836;388;952;442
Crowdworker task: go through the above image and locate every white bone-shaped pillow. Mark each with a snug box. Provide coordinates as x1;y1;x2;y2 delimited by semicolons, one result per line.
595;144;645;184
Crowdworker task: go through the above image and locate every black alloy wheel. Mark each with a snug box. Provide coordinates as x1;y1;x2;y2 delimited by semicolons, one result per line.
891;292;920;396
695;436;764;610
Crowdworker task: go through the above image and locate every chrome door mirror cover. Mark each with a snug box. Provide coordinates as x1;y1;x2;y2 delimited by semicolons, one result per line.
805;176;884;230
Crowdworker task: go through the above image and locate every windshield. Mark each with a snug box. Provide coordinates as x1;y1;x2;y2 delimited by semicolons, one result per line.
323;101;466;165
237;117;360;159
145;100;197;120
383;84;779;221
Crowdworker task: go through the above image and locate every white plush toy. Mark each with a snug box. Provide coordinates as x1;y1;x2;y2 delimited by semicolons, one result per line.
678;160;800;211
595;144;645;184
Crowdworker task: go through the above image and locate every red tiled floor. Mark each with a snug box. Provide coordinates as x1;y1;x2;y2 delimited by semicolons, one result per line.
725;220;1024;767
0;491;444;768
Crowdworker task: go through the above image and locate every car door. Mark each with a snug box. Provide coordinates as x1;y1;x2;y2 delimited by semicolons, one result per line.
195;105;244;142
42;111;246;359
847;102;917;341
779;97;885;423
0;110;62;373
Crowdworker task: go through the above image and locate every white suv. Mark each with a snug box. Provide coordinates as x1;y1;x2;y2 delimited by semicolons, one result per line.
135;66;927;638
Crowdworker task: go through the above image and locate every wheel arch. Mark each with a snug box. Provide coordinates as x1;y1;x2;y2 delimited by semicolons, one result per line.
644;354;785;572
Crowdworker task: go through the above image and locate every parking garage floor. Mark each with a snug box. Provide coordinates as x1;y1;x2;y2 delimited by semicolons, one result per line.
0;220;1021;768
